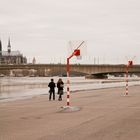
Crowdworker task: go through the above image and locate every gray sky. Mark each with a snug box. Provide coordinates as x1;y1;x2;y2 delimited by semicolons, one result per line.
0;0;140;64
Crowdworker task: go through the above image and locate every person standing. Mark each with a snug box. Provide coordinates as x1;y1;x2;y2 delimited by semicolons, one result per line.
57;78;64;101
48;79;56;101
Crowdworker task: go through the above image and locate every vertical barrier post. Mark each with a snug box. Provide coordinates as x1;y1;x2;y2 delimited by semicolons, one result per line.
66;41;84;106
125;65;128;95
125;60;133;96
66;58;70;106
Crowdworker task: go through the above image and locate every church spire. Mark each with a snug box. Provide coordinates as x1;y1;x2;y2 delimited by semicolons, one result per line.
0;39;2;56
7;37;11;53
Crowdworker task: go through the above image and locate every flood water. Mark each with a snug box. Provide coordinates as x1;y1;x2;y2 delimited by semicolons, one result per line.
0;76;140;102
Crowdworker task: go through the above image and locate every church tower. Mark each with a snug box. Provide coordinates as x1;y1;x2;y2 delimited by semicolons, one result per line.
0;39;2;56
7;38;11;54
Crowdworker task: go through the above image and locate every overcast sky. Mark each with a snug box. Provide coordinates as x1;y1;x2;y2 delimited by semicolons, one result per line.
0;0;140;64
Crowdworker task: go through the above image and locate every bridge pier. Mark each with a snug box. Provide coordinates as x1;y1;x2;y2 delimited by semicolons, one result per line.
85;74;108;79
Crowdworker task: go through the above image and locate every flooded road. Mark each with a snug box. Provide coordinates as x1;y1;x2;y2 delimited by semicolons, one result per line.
0;77;140;102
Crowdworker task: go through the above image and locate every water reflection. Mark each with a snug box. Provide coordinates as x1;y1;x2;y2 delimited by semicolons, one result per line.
0;77;49;101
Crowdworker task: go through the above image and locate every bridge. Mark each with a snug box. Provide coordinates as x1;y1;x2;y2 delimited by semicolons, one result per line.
0;64;140;78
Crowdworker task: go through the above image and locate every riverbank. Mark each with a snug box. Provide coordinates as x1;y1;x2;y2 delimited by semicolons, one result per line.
1;77;140;102
0;85;140;140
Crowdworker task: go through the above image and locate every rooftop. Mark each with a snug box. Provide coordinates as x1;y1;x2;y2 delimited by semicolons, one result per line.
2;51;22;56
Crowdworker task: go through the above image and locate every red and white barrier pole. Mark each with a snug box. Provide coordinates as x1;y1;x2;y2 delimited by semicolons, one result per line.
66;41;84;106
67;58;70;106
66;54;74;106
125;60;133;96
125;65;129;95
66;50;80;106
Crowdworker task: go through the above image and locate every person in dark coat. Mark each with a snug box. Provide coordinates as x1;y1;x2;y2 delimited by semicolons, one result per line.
57;78;64;101
48;79;56;100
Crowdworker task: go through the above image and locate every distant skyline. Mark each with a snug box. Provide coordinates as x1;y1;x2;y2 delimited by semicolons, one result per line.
0;0;140;64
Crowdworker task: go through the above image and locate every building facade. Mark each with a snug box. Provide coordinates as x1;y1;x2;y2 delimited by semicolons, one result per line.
0;39;27;64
